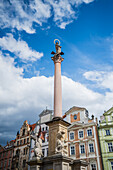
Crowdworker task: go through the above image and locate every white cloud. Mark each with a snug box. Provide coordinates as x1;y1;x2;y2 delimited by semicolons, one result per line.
0;0;94;33
1;51;113;143
0;34;43;61
0;53;112;121
84;71;113;91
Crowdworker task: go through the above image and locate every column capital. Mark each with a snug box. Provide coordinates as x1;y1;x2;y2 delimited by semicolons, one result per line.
51;55;64;63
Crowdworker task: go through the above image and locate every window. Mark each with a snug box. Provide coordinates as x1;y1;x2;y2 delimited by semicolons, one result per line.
46;148;48;156
22;129;25;136
42;149;45;157
42;127;44;131
87;129;92;136
89;143;94;153
16;162;18;168
1;161;3;168
46;126;48;131
3;152;5;157
106;129;110;136
8;159;11;166
26;148;28;155
24;139;26;144
23;148;25;155
108;143;113;152
27;138;29;143
91;164;96;170
70;146;75;155
16;149;20;155
111;162;113;170
80;144;85;154
23;160;26;168
4;160;7;168
70;132;74;140
17;141;19;146
79;131;83;138
10;151;12;156
20;140;22;145
0;153;2;158
46;133;49;142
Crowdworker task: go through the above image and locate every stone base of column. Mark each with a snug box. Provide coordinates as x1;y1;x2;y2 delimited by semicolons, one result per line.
46;117;70;156
27;157;42;170
27;154;88;170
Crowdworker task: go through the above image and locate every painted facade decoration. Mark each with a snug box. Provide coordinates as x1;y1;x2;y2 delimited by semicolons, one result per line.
98;107;113;170
64;106;89;124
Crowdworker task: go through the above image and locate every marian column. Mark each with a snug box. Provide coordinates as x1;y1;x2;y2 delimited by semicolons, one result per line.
51;40;64;117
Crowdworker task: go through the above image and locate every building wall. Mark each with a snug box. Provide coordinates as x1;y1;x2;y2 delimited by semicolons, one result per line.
29;109;53;160
99;107;113;170
0;141;14;170
68;122;102;170
11;120;35;170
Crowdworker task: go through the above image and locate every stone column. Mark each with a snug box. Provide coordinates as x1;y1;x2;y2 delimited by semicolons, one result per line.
51;41;64;118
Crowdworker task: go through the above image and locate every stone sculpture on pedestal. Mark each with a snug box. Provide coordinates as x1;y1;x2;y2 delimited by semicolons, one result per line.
31;134;43;159
55;130;68;156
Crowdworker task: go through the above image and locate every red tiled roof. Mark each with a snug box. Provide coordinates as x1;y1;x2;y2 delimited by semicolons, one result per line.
29;123;36;131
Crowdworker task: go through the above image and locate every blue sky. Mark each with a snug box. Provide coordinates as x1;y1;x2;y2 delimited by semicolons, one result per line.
0;0;113;145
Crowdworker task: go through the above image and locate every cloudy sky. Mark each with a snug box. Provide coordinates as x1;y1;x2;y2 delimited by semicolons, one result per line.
0;0;113;145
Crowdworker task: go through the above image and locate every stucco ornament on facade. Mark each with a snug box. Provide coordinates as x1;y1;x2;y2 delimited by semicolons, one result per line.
31;133;43;159
55;130;68;156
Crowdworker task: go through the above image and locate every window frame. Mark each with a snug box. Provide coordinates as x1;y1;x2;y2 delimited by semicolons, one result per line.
69;131;75;141
106;129;110;136
70;145;75;156
111;162;113;170
91;163;96;170
78;130;84;139
108;142;113;152
42;149;45;157
89;143;94;153
87;128;92;137
80;144;85;154
23;159;26;168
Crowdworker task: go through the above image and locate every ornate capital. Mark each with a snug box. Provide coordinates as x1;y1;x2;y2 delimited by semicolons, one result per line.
51;54;64;63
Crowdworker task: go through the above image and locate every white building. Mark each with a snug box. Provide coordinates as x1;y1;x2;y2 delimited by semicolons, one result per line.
30;109;53;159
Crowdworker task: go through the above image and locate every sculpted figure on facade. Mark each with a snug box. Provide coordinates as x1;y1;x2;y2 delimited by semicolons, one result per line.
55;130;68;156
31;133;43;159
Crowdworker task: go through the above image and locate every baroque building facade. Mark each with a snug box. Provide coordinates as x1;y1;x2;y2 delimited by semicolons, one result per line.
64;106;103;170
11;120;36;170
98;107;113;170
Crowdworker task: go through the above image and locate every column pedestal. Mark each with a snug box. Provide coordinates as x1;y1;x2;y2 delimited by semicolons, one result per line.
46;117;70;156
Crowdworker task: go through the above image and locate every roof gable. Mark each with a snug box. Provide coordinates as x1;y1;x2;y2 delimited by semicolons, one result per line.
104;107;113;116
39;109;53;117
65;106;86;115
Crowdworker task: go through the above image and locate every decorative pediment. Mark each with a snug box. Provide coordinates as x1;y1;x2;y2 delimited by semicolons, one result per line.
68;122;83;129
